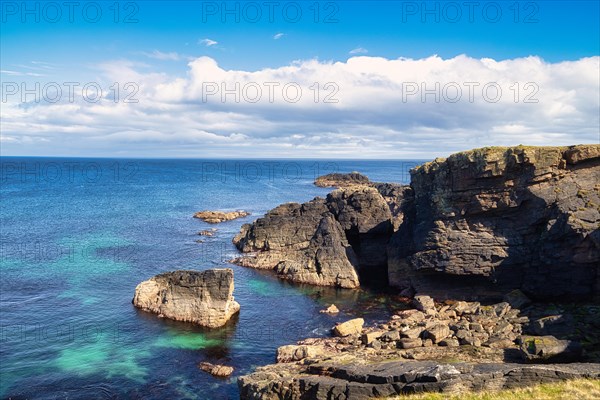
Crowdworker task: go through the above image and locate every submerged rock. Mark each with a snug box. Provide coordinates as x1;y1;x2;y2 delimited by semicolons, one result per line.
132;269;240;328
194;210;250;223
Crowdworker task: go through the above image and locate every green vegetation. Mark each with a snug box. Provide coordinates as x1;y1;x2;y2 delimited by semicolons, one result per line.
386;379;600;400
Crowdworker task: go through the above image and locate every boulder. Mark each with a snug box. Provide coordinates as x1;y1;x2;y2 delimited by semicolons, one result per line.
519;335;583;363
423;324;451;344
320;304;340;314
503;289;531;308
132;269;240;328
413;295;436;314
277;345;325;363
194;210;250;223
198;362;234;377
333;318;364;337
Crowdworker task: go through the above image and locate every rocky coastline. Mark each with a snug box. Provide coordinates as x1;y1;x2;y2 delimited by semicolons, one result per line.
233;144;600;300
238;296;600;399
233;144;600;399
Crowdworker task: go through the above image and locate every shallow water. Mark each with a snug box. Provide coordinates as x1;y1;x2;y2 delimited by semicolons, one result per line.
0;158;421;399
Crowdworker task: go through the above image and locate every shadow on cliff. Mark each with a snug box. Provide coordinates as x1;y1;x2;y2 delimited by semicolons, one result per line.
389;156;600;304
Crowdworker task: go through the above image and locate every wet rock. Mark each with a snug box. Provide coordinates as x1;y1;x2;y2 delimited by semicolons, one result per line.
132;269;240;328
333;318;364;337
198;362;234;378
197;229;216;236
194;210;250;223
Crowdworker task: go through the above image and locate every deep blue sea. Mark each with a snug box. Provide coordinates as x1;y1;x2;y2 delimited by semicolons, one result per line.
0;158;422;399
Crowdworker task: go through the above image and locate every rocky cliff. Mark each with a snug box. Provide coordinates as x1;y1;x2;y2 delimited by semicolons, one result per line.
232;144;600;300
232;183;409;288
389;144;600;300
132;269;240;328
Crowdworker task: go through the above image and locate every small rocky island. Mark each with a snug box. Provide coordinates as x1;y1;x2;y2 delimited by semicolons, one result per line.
232;144;600;399
194;210;250;223
132;269;240;328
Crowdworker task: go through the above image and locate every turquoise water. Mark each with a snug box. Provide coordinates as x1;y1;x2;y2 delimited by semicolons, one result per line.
0;158;420;399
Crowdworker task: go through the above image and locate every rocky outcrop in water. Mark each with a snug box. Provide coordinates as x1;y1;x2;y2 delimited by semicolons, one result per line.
388;144;600;300
132;269;240;328
238;298;600;399
314;172;371;188
194;210;250;223
231;183;408;287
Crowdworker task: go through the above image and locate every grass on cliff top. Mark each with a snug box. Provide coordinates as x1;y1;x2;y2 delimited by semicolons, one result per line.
386;378;600;400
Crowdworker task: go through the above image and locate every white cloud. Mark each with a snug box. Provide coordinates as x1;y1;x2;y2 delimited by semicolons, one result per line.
199;38;218;47
140;50;181;61
273;33;285;40
349;47;368;55
1;55;598;158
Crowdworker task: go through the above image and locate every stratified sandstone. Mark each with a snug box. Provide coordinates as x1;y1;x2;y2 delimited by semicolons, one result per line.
388;144;600;300
132;269;240;328
194;210;250;223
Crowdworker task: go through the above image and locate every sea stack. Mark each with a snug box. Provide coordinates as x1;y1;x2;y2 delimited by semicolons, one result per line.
132;269;240;328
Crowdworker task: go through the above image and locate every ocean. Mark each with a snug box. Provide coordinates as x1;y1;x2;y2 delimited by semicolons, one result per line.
0;158;422;399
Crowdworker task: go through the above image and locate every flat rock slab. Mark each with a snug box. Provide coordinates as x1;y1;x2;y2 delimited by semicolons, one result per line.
239;360;600;399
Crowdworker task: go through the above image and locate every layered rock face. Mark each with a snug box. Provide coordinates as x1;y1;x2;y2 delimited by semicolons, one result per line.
132;269;240;328
232;184;409;288
389;144;600;300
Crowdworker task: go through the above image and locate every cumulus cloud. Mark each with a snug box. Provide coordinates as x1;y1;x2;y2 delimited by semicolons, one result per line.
199;38;218;47
1;55;598;158
273;33;285;40
349;47;368;55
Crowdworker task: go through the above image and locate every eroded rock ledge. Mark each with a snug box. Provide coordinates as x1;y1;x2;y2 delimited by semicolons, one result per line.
132;269;240;328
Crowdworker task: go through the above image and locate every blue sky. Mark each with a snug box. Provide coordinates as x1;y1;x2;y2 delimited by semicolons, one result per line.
1;1;599;157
